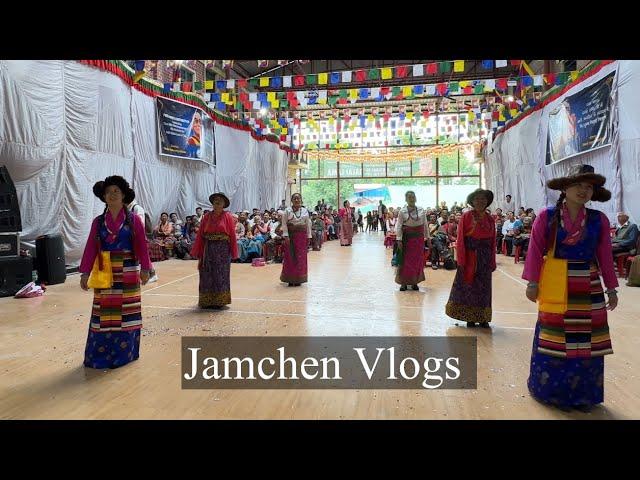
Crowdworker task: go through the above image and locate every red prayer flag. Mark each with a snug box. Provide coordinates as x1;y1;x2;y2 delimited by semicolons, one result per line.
426;63;437;74
355;70;366;82
396;65;408;78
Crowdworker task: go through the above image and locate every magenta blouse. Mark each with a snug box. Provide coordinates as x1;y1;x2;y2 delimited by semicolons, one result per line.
79;208;153;273
522;207;618;289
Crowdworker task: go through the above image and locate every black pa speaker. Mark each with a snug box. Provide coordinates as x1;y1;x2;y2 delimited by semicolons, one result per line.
0;256;34;297
36;234;66;285
0;165;22;232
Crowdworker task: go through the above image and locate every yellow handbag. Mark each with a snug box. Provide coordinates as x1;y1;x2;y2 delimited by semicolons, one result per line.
537;224;568;313
87;251;113;289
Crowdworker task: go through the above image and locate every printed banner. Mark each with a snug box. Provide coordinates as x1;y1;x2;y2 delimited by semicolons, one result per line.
546;72;615;164
157;96;206;160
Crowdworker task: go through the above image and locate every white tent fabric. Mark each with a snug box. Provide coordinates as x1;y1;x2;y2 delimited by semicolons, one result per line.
485;61;640;224
0;60;289;266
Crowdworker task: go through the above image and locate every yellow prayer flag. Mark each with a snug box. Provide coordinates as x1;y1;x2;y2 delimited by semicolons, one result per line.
272;100;280;109
454;60;465;72
282;128;288;135
407;112;414;120
459;81;469;88
499;112;506;122
510;109;518;117
204;80;214;89
267;91;276;101
381;68;392;80
570;71;579;81
318;97;327;105
259;77;269;87
349;89;358;99
468;111;476;121
221;93;230;103
318;73;328;85
402;86;412;97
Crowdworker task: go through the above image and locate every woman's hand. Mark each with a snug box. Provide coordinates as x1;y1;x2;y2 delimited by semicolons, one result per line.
606;292;618;311
525;285;538;303
80;274;89;291
140;270;150;285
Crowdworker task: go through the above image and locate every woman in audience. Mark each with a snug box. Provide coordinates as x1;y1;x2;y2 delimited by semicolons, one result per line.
190;192;238;308
280;193;312;286
155;212;175;257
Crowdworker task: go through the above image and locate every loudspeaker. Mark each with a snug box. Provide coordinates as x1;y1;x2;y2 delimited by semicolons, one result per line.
0;256;34;297
36;234;66;285
0;165;22;232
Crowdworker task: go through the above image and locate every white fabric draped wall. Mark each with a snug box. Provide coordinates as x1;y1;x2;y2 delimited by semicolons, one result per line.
0;60;288;266
485;61;640;224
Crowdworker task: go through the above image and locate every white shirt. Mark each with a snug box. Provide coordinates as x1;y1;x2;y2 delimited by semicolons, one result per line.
503;200;514;214
395;206;430;241
129;202;145;224
280;207;312;239
502;219;516;235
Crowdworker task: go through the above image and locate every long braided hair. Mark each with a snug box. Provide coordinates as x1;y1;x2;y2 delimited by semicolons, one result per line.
547;191;566;253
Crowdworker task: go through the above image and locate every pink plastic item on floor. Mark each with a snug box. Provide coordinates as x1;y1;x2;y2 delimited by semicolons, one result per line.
14;281;46;298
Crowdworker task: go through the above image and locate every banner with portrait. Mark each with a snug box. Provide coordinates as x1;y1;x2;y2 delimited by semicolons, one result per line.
546;71;615;164
157;96;207;161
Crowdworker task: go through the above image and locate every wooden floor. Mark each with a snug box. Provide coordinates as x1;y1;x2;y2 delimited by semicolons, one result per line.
2;231;639;420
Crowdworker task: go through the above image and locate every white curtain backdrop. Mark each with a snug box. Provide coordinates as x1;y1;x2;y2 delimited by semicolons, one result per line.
0;60;289;265
485;61;640;224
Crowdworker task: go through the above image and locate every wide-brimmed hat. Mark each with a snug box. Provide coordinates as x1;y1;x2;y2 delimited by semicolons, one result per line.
546;164;611;202
466;188;494;208
93;175;135;204
209;192;230;208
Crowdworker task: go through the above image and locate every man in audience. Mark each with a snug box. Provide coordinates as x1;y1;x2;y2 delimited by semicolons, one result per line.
612;212;639;257
502;211;517;256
